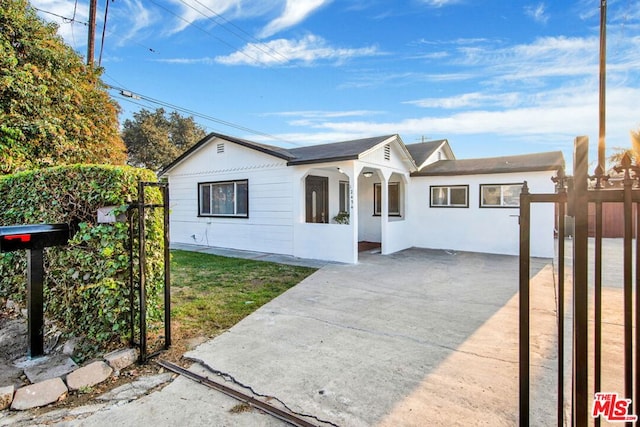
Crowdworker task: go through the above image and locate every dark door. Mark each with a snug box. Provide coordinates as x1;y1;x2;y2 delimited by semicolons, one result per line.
305;175;328;223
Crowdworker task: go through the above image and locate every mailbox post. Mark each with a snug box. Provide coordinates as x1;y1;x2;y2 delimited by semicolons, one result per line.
0;224;71;358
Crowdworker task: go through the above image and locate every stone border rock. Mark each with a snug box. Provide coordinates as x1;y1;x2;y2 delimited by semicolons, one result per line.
2;347;139;411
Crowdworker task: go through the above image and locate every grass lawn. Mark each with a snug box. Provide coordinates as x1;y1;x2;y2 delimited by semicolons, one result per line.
169;250;317;346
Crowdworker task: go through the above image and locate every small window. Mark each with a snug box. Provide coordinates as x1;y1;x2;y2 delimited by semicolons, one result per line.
199;180;248;217
374;182;400;216
480;183;523;208
339;181;349;213
430;185;468;208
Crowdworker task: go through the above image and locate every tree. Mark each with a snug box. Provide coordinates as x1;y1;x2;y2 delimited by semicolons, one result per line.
0;0;126;174
122;108;207;170
608;128;640;171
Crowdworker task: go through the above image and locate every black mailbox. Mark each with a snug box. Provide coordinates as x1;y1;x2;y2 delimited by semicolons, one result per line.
0;223;71;358
0;223;70;252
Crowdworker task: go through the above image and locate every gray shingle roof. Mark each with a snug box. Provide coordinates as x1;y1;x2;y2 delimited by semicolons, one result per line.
286;135;396;165
160;131;564;179
411;151;565;176
405;140;447;167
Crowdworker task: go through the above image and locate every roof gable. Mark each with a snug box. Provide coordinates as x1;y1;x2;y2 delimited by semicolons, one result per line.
411;151;565;177
159;132;294;175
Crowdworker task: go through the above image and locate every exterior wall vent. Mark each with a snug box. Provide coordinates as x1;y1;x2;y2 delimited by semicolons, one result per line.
384;144;391;161
217;143;225;154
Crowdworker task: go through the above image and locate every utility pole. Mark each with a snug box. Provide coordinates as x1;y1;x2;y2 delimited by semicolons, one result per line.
87;0;97;66
598;0;607;172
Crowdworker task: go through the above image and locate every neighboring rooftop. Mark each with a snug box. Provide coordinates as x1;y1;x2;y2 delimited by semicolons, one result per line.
411;151;565;176
405;140;448;167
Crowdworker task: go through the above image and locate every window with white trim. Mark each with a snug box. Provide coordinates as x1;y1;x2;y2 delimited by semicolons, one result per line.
430;185;468;207
199;180;248;217
480;183;523;207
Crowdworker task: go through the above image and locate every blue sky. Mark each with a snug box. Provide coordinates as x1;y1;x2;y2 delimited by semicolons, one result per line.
32;0;640;168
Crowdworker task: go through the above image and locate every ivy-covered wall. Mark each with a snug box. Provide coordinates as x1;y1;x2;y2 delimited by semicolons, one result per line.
0;165;165;359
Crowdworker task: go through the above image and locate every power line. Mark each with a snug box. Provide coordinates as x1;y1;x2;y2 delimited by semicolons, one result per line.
32;7;87;25
32;5;158;55
176;0;289;64
98;0;111;66
147;0;267;67
107;84;301;146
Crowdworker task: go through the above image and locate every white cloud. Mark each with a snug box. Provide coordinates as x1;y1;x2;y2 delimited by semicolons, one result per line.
263;110;383;118
214;34;379;66
259;0;332;38
111;0;159;46
32;0;158;52
420;0;464;7
339;70;475;89
168;0;248;34
525;3;549;24
405;92;521;109
31;0;89;49
293;85;639;148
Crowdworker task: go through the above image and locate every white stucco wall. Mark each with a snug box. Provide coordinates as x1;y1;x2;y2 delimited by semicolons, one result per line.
408;171;556;258
166;138;295;255
291;164;357;263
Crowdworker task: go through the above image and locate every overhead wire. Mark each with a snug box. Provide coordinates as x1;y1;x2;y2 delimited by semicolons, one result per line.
146;0;268;67
176;0;289;64
107;85;302;146
35;2;301;147
98;0;111;66
32;7;87;25
112;94;225;134
32;5;158;55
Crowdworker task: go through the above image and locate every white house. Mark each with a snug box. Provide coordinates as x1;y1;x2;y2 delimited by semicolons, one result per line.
160;132;564;264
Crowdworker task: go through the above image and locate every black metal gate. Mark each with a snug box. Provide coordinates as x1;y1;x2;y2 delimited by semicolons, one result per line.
519;136;640;426
128;181;171;363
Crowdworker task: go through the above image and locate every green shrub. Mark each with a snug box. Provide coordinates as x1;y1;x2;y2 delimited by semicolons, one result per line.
0;165;164;360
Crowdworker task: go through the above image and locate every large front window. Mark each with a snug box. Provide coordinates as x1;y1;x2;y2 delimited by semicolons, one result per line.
374;182;400;216
199;180;248;217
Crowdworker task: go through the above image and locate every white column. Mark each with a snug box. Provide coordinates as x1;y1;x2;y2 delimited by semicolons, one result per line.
349;163;362;263
380;169;392;255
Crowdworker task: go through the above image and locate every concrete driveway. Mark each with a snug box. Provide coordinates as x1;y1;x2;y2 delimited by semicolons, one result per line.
71;248;557;426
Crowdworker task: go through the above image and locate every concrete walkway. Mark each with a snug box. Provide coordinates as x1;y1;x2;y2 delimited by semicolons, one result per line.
66;248;557;426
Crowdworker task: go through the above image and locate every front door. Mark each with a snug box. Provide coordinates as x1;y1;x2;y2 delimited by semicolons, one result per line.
305;175;328;223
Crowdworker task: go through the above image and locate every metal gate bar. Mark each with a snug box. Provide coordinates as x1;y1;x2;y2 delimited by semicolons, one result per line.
128;181;171;363
623;166;634;426
572;136;590;427
520;136;640;425
594;198;602;427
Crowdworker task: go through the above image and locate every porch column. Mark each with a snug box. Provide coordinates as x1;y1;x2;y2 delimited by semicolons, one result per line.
348;164;361;263
380;170;392;255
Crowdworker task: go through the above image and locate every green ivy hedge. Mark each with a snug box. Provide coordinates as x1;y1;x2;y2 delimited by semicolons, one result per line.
0;165;165;360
